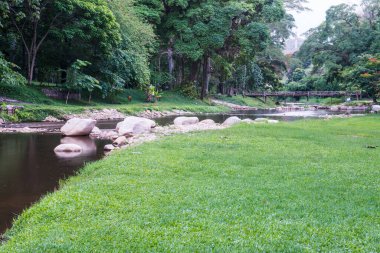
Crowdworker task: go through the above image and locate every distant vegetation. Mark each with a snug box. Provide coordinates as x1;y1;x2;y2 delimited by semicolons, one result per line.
286;0;380;102
0;0;310;101
1;0;378;103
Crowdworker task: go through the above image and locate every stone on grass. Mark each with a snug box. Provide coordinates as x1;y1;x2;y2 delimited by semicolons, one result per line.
223;116;241;126
60;118;96;136
174;117;200;126
268;120;279;124
330;106;339;112
113;136;128;147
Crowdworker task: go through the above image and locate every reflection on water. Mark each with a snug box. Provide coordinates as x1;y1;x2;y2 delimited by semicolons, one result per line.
0;134;108;234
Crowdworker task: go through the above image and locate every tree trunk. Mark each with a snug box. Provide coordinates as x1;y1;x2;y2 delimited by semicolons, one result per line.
66;91;70;104
189;61;200;83
200;55;211;100
176;56;183;86
168;47;175;89
27;50;37;85
218;81;224;94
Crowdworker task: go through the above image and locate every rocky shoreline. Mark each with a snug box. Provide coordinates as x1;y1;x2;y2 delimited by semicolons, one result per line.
53;116;280;158
0;102;378;134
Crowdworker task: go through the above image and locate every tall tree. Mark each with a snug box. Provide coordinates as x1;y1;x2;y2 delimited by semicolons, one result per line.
1;0;120;84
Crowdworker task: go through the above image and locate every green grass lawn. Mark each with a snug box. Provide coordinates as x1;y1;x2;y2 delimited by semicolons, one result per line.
1;117;380;252
0;85;229;122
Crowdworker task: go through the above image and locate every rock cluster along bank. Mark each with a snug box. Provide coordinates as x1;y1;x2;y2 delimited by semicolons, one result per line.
53;116;279;156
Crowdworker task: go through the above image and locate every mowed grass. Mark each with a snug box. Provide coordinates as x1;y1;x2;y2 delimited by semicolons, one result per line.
1;117;380;252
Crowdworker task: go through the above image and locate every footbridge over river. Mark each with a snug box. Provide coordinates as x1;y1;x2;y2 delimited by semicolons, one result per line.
245;91;362;102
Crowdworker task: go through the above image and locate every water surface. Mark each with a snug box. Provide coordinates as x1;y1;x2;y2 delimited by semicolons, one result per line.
0;134;108;233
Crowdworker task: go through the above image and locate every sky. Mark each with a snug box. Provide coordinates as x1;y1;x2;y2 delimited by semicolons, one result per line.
292;0;361;37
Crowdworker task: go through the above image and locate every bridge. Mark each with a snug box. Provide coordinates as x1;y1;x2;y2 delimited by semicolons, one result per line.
245;91;362;102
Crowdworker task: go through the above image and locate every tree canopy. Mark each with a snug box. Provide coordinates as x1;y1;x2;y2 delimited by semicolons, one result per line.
288;0;380;101
0;0;304;99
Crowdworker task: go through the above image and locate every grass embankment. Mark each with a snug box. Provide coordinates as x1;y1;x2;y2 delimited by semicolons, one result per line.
0;85;231;122
1;117;379;252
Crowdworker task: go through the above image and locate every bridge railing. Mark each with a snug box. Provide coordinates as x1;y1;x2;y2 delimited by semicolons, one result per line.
246;91;361;97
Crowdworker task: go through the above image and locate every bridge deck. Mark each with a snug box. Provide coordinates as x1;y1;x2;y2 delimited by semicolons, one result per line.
246;91;361;98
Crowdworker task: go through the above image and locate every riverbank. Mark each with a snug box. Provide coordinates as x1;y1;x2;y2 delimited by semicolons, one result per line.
0;85;375;125
1;86;272;123
1;116;379;252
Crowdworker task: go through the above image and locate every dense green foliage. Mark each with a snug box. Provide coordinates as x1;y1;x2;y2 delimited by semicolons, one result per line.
1;117;379;251
0;54;25;86
0;0;306;100
287;0;380;101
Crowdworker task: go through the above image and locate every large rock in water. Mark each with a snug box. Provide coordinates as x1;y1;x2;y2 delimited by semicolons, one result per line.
223;116;241;126
174;117;199;126
60;118;96;136
372;105;380;112
116;116;156;136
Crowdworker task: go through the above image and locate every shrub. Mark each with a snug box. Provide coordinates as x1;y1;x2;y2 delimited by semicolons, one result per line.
0;54;26;87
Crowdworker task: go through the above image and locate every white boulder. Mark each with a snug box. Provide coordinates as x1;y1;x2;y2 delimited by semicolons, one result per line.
254;118;269;123
60;118;96;136
91;127;101;135
268;120;279;124
242;118;254;123
113;136;128;147
104;144;115;151
174;117;200;126
223;116;241;126
116;116;156;136
372;105;380;112
199;119;215;125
